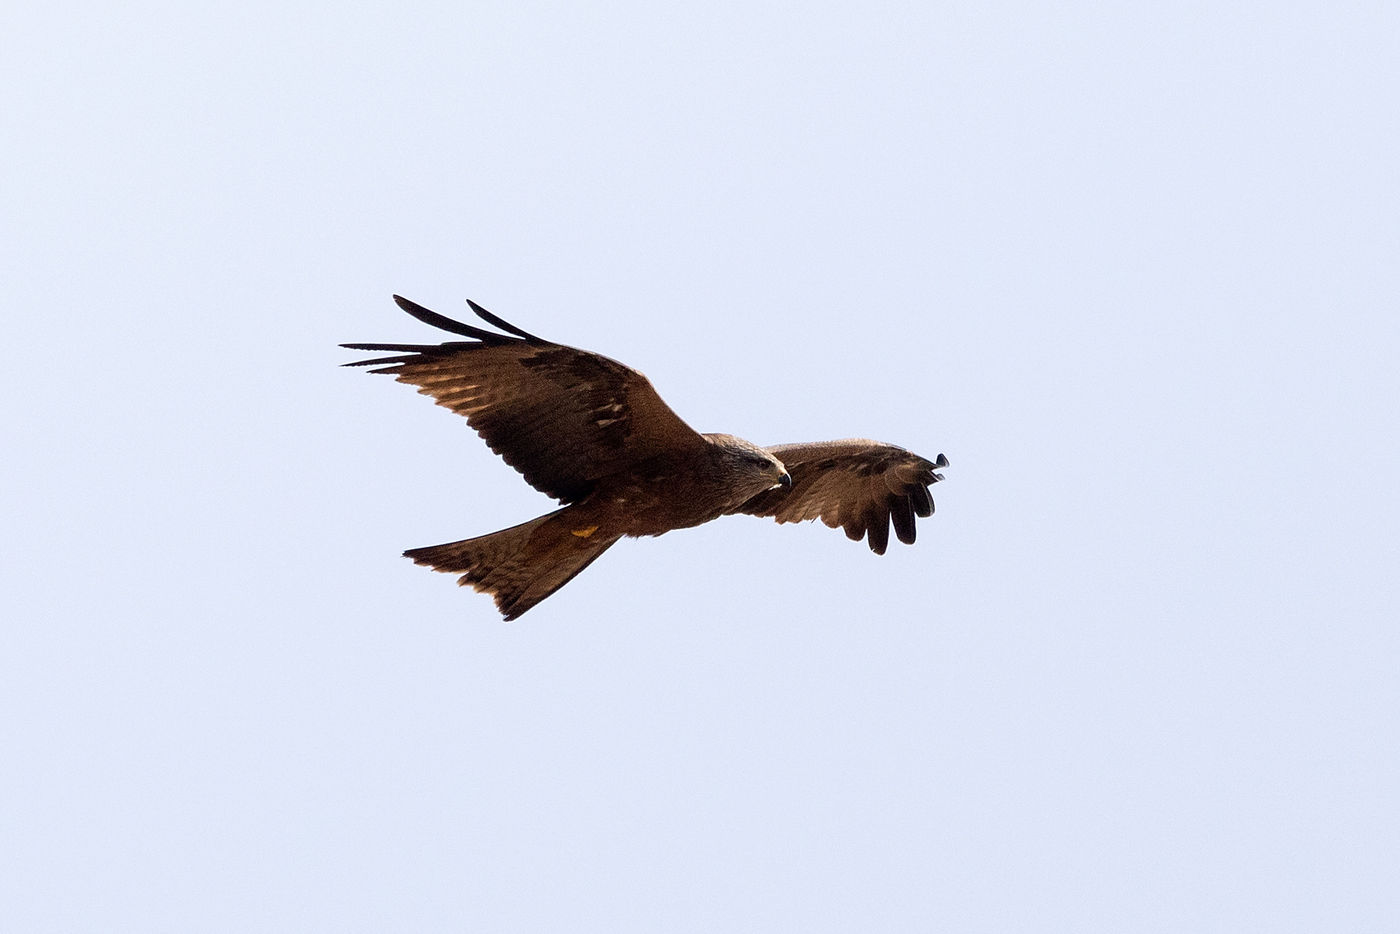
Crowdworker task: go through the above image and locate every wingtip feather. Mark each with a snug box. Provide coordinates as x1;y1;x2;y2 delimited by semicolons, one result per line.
466;299;544;342
390;295;508;341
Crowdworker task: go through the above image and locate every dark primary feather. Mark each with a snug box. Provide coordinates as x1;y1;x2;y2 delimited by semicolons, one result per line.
733;440;948;554
397;295;521;341
341;297;705;504
464;298;543;341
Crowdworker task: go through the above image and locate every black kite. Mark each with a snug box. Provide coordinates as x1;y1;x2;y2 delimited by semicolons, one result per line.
343;296;949;619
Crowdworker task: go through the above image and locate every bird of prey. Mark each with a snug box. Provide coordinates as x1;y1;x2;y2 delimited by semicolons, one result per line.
343;296;949;620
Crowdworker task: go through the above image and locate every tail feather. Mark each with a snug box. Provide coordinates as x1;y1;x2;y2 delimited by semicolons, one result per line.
404;507;619;620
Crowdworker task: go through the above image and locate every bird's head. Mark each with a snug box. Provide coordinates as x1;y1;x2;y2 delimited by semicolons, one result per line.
705;433;791;498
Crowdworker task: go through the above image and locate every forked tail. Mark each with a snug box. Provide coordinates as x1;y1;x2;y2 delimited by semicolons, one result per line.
404;507;620;620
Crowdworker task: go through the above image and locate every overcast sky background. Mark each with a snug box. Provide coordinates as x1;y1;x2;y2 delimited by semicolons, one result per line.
3;1;1397;931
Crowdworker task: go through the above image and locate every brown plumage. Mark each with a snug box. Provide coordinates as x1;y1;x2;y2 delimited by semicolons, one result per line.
343;296;949;620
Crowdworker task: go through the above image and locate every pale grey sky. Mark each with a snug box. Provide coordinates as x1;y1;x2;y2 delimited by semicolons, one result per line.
3;1;1397;930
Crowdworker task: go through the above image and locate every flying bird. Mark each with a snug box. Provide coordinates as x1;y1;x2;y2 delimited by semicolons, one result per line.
343;296;949;620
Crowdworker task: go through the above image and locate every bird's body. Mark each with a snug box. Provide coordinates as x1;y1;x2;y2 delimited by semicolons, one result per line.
343;296;948;619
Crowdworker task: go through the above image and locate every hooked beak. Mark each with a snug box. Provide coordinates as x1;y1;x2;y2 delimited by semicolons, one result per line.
777;471;792;489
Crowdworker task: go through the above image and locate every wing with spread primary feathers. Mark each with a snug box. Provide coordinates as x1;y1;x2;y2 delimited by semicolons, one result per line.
733;440;948;554
342;296;706;504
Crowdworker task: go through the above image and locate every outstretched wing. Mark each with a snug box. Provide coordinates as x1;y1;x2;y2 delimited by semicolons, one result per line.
342;296;705;504
733;440;948;554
